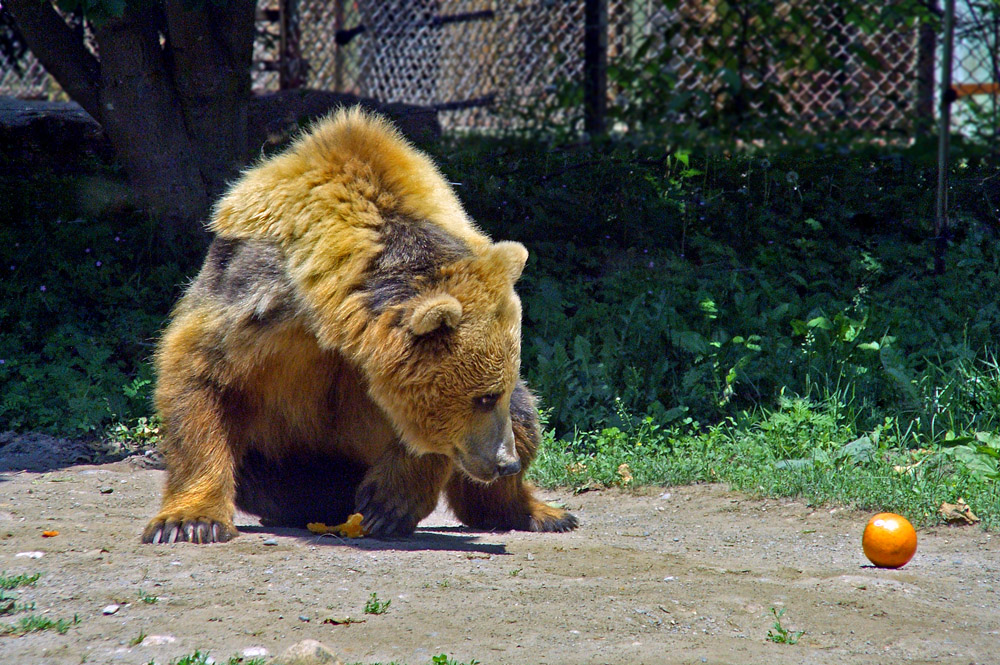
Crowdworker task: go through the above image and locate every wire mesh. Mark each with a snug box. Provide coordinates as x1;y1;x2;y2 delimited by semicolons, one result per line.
948;0;999;145
596;1;928;132
0;0;997;146
252;1;932;133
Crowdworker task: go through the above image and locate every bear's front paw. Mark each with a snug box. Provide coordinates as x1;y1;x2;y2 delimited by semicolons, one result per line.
528;504;579;533
354;483;434;539
142;517;238;544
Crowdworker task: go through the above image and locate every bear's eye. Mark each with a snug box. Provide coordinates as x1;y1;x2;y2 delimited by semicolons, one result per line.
473;393;500;412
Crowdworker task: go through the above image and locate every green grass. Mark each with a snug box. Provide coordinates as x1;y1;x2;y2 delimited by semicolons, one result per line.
142;653;477;665
0;613;80;636
0;591;34;616
0;571;81;636
347;657;480;665
441;134;1000;442
149;652;267;665
0;572;40;590
530;394;1000;530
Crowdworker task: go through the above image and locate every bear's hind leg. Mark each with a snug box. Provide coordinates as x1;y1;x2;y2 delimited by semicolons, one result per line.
235;449;365;528
446;382;578;532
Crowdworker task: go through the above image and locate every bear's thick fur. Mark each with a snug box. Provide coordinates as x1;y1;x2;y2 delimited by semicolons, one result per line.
142;108;578;543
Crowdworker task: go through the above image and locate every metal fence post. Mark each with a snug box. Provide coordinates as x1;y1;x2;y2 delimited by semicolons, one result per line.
915;8;938;136
935;0;955;275
584;0;608;135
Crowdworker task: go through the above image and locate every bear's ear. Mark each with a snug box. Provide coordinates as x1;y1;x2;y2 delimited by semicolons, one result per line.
490;241;529;284
407;293;463;336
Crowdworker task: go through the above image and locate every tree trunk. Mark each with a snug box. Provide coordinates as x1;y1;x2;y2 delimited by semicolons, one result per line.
92;9;210;240
7;0;255;243
163;0;255;200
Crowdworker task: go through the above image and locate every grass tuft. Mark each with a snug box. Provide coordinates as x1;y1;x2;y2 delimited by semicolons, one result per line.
1;613;80;636
0;572;41;590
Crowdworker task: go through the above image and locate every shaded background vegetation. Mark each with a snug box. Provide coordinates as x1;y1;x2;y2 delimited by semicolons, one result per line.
4;132;999;439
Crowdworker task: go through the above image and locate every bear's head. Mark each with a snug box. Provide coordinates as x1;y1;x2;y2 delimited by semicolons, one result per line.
364;241;529;483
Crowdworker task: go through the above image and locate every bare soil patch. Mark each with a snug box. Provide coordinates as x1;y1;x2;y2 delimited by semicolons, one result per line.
0;460;997;664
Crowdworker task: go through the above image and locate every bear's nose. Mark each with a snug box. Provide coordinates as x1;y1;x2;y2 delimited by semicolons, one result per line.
496;459;521;477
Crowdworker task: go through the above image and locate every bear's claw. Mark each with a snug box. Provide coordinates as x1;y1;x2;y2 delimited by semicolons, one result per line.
529;511;579;532
355;490;422;538
526;502;579;533
354;464;442;538
142;518;237;544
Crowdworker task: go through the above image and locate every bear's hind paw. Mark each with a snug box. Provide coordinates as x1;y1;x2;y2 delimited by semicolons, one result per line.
142;517;238;544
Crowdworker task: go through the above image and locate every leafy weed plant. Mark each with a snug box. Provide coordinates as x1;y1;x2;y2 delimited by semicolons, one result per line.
352;657;481;665
766;607;804;645
138;588;158;604
364;592;391;615
431;656;481;665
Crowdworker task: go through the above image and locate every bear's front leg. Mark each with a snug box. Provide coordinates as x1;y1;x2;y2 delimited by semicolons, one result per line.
446;467;579;532
142;384;242;544
355;443;453;538
446;382;579;532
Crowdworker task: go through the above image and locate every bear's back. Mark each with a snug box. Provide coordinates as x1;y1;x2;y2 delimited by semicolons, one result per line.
210;108;488;254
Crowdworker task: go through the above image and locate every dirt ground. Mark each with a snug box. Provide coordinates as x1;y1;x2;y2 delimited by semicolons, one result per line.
0;458;997;665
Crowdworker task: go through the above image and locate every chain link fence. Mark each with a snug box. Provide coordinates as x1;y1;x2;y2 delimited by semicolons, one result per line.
949;0;999;145
1;0;997;146
0;9;64;100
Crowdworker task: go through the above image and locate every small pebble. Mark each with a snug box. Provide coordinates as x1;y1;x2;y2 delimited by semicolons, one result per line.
242;647;268;658
15;551;44;559
100;487;114;494
263;538;278;546
298;614;310;622
103;604;120;615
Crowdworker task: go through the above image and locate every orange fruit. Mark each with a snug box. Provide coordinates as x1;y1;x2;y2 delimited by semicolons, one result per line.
862;512;917;568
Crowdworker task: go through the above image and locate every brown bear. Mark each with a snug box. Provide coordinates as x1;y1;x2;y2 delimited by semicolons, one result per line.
142;107;578;544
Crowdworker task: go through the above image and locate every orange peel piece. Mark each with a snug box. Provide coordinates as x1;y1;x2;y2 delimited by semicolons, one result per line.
41;530;59;538
307;513;367;538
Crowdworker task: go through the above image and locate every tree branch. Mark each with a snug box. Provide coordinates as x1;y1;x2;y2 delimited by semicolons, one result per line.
5;0;102;121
